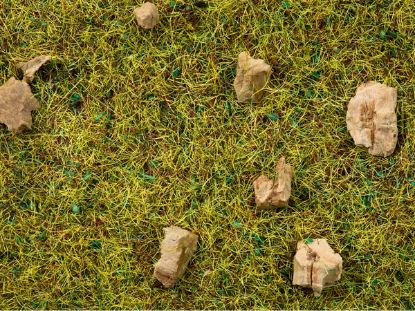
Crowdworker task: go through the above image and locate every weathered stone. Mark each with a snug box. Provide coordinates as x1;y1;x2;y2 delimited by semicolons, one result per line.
17;55;51;82
134;2;160;29
154;225;198;288
253;157;293;209
346;81;398;156
0;78;39;132
233;51;271;103
293;239;342;296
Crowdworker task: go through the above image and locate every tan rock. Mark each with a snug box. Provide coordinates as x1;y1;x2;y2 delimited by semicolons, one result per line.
134;2;159;29
293;239;342;296
0;78;39;132
253;157;293;209
346;81;398;156
154;225;198;288
17;55;51;82
233;51;271;103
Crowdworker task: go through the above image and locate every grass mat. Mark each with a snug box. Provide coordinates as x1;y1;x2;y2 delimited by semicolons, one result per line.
1;0;415;308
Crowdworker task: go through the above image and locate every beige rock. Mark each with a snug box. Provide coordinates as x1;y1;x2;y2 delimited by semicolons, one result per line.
346;81;398;156
154;225;198;288
233;51;271;103
293;239;342;296
0;78;39;132
134;2;159;29
253;157;293;209
17;55;51;82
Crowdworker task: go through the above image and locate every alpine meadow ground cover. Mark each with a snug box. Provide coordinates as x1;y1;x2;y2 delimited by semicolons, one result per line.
1;0;415;309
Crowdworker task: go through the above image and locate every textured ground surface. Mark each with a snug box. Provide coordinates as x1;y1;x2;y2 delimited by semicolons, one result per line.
1;0;415;309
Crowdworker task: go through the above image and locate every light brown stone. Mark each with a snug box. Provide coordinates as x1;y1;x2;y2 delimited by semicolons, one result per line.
346;81;398;157
0;78;39;132
154;225;198;288
17;55;51;82
293;239;342;296
133;2;159;29
253;157;292;209
233;51;271;103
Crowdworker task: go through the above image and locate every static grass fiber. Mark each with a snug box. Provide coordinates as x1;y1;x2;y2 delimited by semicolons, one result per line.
1;0;415;309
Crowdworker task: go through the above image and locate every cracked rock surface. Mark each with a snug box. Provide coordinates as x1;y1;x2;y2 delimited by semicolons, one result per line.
253;157;293;209
0;78;39;132
154;226;198;288
293;239;342;296
134;2;160;29
233;51;271;103
346;81;398;156
17;55;51;82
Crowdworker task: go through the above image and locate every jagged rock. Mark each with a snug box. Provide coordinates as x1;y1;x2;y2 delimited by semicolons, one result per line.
233;51;271;103
134;2;160;29
293;239;342;296
253;157;293;209
17;55;51;82
346;81;398;156
154;225;198;288
0;78;39;132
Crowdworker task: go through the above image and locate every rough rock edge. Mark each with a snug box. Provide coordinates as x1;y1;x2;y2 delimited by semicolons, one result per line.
233;51;271;103
154;226;198;288
293;239;343;296
346;81;398;157
17;55;51;82
0;77;39;132
133;2;160;29
253;157;293;209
